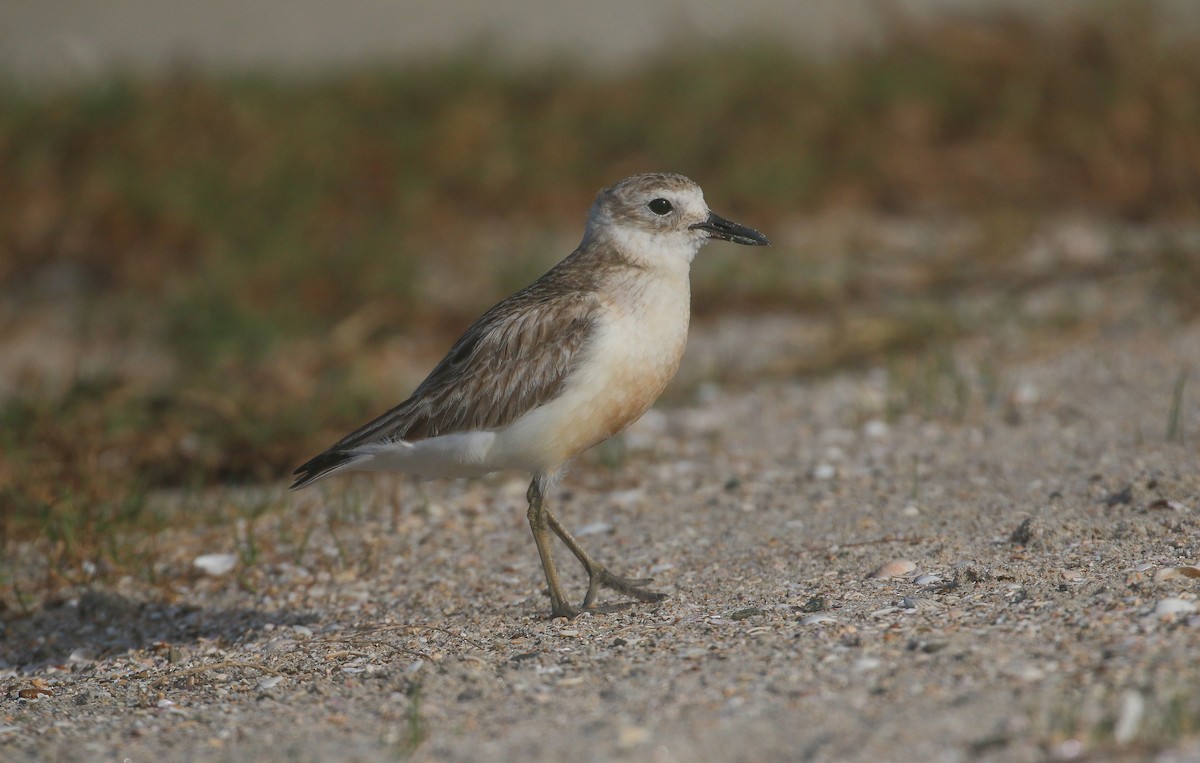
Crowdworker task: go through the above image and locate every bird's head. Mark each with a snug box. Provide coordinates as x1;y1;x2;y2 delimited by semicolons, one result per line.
584;172;769;268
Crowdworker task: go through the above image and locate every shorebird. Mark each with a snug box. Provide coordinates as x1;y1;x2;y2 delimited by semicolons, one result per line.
291;173;769;618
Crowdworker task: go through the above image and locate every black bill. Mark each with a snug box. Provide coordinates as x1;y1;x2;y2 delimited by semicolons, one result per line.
690;211;770;246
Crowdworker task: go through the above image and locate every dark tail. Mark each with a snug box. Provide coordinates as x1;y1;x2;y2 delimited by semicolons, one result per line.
290;450;356;490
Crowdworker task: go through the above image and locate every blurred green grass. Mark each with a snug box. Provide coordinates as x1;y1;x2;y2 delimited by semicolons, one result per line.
1;6;1199;580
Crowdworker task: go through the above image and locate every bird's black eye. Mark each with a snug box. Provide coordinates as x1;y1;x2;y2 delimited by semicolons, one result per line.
647;198;673;216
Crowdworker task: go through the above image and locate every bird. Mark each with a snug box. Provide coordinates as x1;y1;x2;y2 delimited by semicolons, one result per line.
291;172;769;618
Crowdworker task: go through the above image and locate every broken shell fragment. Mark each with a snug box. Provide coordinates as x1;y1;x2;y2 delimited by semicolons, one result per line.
868;559;917;579
1153;565;1200;583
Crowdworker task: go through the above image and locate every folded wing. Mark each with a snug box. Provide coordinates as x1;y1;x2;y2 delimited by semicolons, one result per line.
291;285;600;489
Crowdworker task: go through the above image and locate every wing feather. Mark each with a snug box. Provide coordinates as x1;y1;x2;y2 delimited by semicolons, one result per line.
290;281;600;488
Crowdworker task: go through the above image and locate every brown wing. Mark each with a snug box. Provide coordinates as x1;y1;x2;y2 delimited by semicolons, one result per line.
342;289;598;447
291;282;600;488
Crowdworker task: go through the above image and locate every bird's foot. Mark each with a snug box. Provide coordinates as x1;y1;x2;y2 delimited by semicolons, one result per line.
545;569;667;619
582;567;669;609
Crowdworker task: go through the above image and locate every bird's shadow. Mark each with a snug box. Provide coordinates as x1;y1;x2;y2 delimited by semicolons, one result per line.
1;589;316;670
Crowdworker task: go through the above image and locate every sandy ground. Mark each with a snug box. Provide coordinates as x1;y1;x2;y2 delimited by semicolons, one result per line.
2;304;1198;761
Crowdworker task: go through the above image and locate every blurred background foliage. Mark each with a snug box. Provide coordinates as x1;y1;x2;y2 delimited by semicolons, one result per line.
1;5;1199;574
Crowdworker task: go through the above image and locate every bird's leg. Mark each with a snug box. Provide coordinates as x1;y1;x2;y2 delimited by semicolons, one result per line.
526;478;579;619
543;509;668;610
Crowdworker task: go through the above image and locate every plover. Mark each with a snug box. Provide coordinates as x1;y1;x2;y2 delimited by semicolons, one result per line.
292;173;769;618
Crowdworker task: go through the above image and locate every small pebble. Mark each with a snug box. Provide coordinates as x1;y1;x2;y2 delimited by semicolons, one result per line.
812;463;837;480
17;687;53;700
799;595;826;613
1147;499;1189;512
730;607;764;621
576;522;613;537
864;420;889;439
800;614;838;625
1009;518;1036;546
193;554;238;577
1154;598;1198;617
616;725;650;749
899;596;933;610
1054;739;1083;759
1001;662;1045;682
1113;690;1145;744
607;489;644;508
